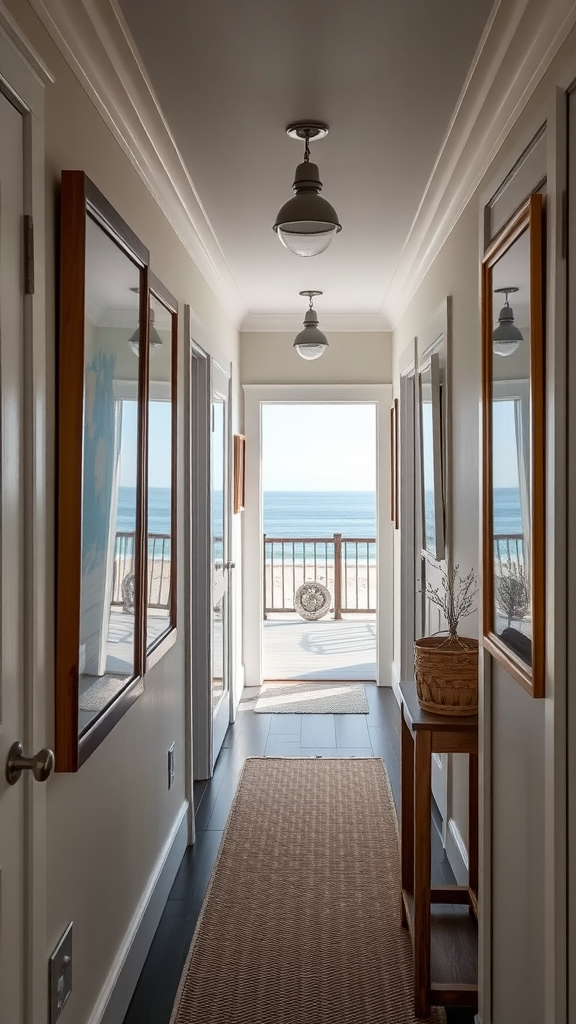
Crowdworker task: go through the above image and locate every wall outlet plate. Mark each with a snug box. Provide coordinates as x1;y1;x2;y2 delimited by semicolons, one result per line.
49;922;73;1023
168;743;175;789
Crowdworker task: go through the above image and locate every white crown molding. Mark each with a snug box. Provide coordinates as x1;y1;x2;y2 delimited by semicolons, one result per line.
0;0;54;84
29;0;246;328
383;0;576;327
241;312;392;333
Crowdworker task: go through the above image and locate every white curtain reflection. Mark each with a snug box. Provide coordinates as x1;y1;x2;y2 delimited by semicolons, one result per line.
513;393;531;583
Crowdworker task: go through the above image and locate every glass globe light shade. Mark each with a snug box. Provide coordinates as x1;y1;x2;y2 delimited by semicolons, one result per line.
274;161;341;257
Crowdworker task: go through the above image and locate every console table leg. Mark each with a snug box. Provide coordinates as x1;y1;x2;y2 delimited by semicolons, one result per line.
469;751;479;900
401;711;414;923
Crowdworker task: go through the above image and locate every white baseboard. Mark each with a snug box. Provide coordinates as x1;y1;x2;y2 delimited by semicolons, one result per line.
446;815;469;887
231;662;245;721
93;801;189;1024
390;661;402;706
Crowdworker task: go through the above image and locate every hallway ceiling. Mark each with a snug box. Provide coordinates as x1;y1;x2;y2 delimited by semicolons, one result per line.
117;0;495;329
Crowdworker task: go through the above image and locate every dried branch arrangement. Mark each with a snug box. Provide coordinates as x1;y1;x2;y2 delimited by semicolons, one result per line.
423;564;479;642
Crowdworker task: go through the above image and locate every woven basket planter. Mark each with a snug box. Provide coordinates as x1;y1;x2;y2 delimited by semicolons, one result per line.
414;636;478;716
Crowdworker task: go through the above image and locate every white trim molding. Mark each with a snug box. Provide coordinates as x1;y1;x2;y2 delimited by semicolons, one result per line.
241;312;392;334
446;815;470;887
29;0;246;328
0;0;53;85
383;0;576;326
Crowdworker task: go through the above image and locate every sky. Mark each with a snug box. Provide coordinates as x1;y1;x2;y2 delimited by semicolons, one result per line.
262;404;376;491
120;397;518;493
120;400;172;488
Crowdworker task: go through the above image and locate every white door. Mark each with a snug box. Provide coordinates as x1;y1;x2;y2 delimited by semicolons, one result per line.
210;361;231;762
0;86;51;1023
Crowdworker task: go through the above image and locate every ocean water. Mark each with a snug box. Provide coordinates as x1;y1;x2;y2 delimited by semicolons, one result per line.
424;486;522;550
117;486;522;541
263;491;376;538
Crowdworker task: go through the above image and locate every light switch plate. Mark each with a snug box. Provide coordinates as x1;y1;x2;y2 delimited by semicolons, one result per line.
49;922;73;1023
168;743;175;789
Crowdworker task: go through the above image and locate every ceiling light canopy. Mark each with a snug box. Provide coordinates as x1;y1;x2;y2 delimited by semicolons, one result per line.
273;122;341;258
293;291;329;360
493;286;523;357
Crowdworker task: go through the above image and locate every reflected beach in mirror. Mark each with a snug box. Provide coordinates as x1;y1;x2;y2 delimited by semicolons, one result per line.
490;226;532;665
146;292;174;651
79;214;141;732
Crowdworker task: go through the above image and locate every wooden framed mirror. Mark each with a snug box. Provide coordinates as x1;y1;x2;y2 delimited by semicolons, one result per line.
481;193;545;697
56;172;177;770
146;276;178;665
418;351;445;562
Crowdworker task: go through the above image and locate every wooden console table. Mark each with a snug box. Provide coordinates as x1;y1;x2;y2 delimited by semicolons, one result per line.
399;680;478;1016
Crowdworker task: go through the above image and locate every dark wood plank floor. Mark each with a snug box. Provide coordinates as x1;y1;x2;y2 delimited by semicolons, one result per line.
123;684;476;1024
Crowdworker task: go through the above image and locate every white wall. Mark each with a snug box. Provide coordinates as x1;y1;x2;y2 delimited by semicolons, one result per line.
4;3;240;1023
392;28;575;1024
241;331;392;385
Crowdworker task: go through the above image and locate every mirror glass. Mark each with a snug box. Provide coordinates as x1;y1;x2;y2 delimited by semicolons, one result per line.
490;225;532;665
418;352;444;560
78;214;141;733
420;366;436;555
146;293;173;650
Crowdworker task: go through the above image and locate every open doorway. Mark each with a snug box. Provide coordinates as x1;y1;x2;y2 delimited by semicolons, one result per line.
261;403;377;682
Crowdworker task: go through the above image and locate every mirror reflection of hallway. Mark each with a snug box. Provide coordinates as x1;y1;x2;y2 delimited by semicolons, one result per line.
261;404;377;682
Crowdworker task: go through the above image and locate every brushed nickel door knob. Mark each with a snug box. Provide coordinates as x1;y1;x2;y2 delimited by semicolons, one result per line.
5;740;55;785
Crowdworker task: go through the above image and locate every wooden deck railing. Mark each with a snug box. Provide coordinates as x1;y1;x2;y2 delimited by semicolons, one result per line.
494;533;524;572
263;534;376;618
112;531;171;609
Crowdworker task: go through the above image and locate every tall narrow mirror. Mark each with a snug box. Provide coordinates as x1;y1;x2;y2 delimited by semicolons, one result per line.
482;193;545;696
146;278;177;658
418;352;445;561
56;172;177;771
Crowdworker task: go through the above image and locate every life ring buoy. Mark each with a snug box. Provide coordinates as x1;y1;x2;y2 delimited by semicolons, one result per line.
294;581;331;620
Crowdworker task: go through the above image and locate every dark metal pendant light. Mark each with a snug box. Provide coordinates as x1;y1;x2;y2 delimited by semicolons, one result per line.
293;291;329;360
129;308;163;356
274;122;341;257
492;286;523;357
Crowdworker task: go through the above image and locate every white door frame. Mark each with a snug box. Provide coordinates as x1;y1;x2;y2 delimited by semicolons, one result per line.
0;12;52;1022
398;340;417;687
187;337;212;783
243;383;392;688
210;359;232;762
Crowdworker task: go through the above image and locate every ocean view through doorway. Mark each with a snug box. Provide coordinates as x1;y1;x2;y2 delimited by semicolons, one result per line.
261;405;377;681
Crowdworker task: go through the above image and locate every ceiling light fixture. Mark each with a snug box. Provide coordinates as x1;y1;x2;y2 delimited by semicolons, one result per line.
293;291;329;360
493;287;523;357
129;307;163;356
273;121;341;257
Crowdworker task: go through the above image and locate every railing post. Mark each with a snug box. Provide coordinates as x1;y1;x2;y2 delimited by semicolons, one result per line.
334;533;342;620
263;534;267;620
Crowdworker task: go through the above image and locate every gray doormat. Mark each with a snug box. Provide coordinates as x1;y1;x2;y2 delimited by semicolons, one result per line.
254;681;368;714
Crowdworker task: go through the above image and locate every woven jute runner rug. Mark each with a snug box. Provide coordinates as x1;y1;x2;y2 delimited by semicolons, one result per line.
170;757;444;1024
